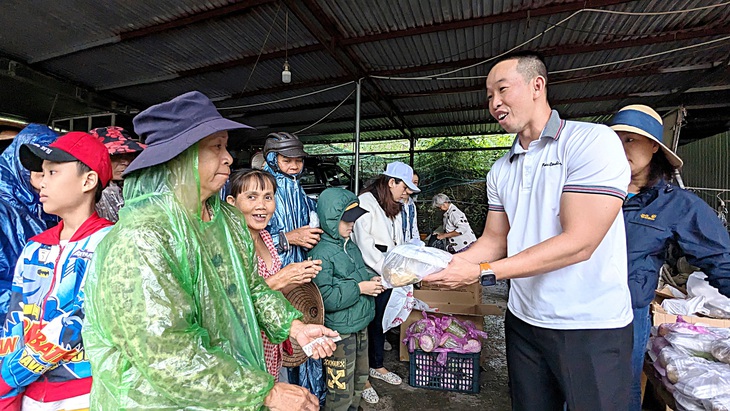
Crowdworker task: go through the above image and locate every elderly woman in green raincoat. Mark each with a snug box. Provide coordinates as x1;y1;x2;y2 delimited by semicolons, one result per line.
83;91;338;411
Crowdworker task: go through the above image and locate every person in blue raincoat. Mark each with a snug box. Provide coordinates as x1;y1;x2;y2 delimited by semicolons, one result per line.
263;132;323;267
0;124;58;322
610;105;730;411
262;132;327;404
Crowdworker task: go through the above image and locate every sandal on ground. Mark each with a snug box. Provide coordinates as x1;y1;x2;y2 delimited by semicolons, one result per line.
369;368;402;385
361;387;379;404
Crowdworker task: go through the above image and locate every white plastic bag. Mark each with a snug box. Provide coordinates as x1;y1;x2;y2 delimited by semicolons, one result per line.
381;286;437;332
673;364;730;400
381;244;452;288
662;295;709;317
704;394;730;411
712;340;730;364
688;272;730;319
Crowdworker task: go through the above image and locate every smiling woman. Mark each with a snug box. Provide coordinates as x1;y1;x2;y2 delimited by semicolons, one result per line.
226;168;323;382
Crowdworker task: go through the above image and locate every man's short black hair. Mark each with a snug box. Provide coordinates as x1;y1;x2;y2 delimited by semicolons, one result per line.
77;161;104;203
492;51;549;85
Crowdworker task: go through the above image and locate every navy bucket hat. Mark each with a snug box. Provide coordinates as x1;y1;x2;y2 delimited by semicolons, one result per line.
124;91;253;176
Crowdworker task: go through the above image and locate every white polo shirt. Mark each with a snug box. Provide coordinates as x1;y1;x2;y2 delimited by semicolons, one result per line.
487;110;633;330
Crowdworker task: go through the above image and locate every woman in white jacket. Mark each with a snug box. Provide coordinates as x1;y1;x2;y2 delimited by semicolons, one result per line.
351;161;419;404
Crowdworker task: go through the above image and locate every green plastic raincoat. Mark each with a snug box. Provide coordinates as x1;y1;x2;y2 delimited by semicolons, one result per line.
83;143;302;410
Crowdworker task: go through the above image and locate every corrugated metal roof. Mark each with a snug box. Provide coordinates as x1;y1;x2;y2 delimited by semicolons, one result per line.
0;0;728;143
0;1;250;61
40;13;329;91
317;0;575;39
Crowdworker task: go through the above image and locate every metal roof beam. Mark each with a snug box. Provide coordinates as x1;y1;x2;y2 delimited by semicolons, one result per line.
239;66;723;122
98;43;326;91
283;0;414;139
338;0;635;46
371;24;730;77
210;31;727;103
260;94;634;134
30;0;276;64
1;57;136;115
93;0;636;92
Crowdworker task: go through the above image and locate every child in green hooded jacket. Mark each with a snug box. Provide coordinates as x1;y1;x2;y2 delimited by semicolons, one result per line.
309;188;384;411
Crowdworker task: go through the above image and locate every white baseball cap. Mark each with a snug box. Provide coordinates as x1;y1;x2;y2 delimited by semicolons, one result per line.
382;161;420;193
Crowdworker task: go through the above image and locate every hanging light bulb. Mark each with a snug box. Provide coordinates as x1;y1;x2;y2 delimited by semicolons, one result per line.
282;61;291;83
282;10;291;83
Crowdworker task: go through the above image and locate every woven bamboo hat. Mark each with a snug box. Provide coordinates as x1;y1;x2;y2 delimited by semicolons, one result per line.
281;282;325;368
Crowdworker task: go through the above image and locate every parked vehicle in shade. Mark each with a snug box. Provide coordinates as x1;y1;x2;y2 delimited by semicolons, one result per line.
299;156;358;200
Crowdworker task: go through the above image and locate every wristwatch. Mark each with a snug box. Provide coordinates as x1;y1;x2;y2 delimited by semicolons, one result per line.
479;262;497;286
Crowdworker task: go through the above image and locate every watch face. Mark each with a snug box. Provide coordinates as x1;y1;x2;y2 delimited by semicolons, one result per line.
480;273;497;286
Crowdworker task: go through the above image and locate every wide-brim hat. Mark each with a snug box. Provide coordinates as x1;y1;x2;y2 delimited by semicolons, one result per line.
124;91;253;176
609;104;683;168
282;282;325;368
89;126;147;156
382;161;420;193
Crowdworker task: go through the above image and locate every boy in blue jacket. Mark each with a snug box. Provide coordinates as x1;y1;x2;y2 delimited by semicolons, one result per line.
310;188;384;411
0;132;112;410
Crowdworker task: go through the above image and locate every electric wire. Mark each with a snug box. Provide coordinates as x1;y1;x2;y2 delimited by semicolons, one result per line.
369;1;730;81
219;81;355;110
295;87;357;134
239;2;282;95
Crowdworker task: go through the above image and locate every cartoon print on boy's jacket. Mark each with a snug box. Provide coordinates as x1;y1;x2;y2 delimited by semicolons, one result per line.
0;225;111;397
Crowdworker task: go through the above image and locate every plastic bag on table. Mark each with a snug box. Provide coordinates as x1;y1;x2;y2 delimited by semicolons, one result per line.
673;363;730;400
665;332;722;360
662;295;709;317
665;356;714;384
687;272;730;319
673;390;707;411
704;394;730;411
658;321;713;337
659;346;687;368
712;340;730;364
381;244;452;287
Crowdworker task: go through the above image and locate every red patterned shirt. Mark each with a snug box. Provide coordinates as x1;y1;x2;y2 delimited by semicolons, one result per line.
257;230;283;380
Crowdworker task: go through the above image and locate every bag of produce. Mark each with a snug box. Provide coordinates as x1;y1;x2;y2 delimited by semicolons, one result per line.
382;244;452;287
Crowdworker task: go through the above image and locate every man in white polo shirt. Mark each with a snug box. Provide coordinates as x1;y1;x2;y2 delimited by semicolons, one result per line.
425;51;633;411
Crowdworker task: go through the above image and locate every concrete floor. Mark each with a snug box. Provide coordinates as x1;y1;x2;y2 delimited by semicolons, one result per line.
362;281;511;411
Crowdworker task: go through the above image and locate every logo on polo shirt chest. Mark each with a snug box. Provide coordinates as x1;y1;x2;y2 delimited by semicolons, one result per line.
541;161;562;167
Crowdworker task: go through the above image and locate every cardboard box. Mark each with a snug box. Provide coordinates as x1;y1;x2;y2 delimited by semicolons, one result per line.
650;290;730;328
399;289;503;364
419;282;482;305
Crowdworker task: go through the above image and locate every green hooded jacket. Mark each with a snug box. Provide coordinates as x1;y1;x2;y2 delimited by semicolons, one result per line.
83;143;302;410
309;188;375;334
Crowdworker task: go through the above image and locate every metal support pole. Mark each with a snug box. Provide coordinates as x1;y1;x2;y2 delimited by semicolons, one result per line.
354;79;362;195
409;135;415;167
671;106;686;188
